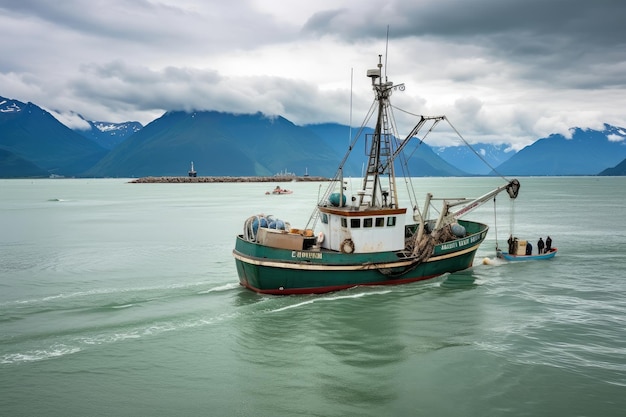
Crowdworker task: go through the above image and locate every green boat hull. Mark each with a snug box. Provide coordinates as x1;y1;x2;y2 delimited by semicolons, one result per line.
233;220;488;294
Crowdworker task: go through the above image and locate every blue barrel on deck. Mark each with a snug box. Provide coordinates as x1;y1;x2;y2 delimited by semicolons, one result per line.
329;193;347;207
252;216;269;234
451;223;466;237
268;219;286;230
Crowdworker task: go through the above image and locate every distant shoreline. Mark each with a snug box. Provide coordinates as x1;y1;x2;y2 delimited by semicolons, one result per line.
128;175;330;183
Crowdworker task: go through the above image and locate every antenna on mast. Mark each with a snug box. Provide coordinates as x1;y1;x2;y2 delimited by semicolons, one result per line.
349;67;353;147
384;25;390;82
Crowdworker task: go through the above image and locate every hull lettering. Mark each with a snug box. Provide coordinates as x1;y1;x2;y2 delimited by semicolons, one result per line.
291;251;323;260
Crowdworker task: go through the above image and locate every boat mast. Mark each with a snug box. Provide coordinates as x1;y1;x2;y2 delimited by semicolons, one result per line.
359;55;397;209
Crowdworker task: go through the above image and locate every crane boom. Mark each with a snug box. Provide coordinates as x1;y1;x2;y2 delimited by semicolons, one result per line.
452;179;520;219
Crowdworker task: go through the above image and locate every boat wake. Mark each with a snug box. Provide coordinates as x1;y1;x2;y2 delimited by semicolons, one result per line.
270;289;392;313
197;282;240;294
2;280;225;310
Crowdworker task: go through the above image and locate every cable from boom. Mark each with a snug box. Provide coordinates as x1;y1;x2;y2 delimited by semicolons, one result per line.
444;118;510;181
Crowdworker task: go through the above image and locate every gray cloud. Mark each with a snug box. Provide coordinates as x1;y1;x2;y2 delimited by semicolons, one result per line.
303;0;626;88
1;0;625;148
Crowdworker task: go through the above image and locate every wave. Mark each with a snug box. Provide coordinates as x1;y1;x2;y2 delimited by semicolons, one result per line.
109;303;135;310
1;308;240;366
1;278;245;367
1;345;81;365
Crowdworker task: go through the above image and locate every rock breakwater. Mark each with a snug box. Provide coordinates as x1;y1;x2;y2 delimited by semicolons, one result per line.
129;176;330;183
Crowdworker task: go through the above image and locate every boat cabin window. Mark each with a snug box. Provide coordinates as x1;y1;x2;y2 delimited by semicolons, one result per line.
363;218;373;228
321;213;329;224
387;216;397;227
375;217;385;227
350;218;361;228
341;218;347;228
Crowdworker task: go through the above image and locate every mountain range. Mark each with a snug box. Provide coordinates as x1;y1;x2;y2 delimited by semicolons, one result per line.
85;111;341;178
1;95;626;178
491;125;626;176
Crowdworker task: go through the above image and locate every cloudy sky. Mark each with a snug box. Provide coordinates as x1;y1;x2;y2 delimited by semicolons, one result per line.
1;0;625;149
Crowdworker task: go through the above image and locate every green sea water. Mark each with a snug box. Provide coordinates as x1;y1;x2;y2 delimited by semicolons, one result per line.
1;177;624;416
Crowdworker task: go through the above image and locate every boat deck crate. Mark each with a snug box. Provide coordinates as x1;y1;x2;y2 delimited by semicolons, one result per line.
257;228;305;250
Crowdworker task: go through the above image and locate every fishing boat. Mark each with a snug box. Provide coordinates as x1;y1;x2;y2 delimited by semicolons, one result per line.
271;186;293;195
233;55;521;295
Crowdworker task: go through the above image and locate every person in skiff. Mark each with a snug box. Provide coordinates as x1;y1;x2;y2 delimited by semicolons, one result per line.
506;235;517;255
537;237;545;254
546;236;552;252
525;241;532;256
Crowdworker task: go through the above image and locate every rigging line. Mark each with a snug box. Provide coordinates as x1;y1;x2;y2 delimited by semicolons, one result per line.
388;107;422;162
401;143;419;210
321;98;375;180
349;67;353;148
509;197;516;238
331;99;377;180
443;117;509;181
391;105;422;117
386;104;420;207
403;160;421;212
387;116;414;199
386;105;443;208
388;105;443;160
493;196;499;251
404;120;439;161
393;104;509;180
390;107;428;207
306;99;377;230
398;151;415;196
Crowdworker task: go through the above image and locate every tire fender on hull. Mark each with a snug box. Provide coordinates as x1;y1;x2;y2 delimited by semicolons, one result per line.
340;239;355;254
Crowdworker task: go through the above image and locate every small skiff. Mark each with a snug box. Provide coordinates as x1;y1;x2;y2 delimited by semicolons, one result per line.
497;248;558;261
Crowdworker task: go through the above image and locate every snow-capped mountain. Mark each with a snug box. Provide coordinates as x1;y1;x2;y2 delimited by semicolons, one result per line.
0;96;108;177
492;124;626;176
433;143;515;175
77;118;143;149
0;98;23;114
